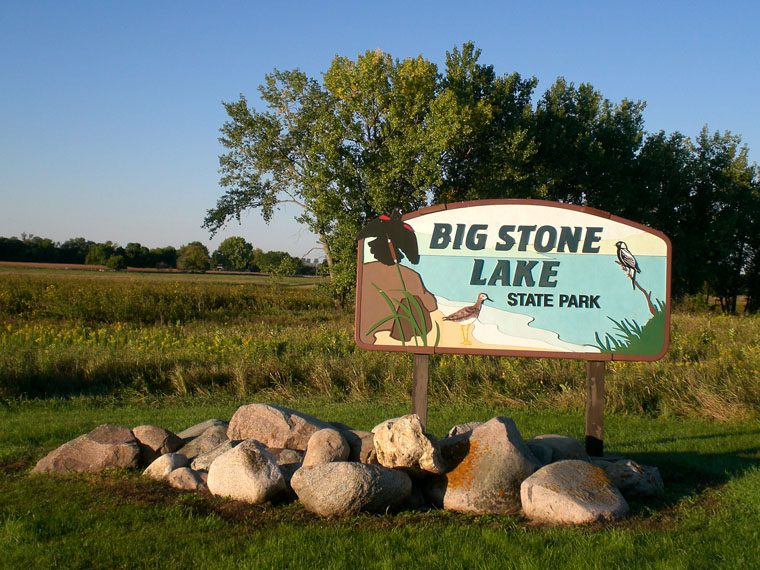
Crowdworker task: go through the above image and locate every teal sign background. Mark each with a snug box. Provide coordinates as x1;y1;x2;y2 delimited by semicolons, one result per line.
355;200;671;361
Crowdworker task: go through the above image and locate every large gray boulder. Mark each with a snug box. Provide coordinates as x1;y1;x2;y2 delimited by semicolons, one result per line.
190;440;240;471
207;440;286;504
269;448;305;466
527;434;589;462
372;415;445;475
227;404;331;451
177;419;229;441
143;452;189;480
521;460;629;524
166;467;208;492
32;425;141;474
302;428;350;466
592;458;665;498
291;462;412;517
526;442;553;466
132;425;183;465
177;425;229;461
447;421;483;438
342;430;378;464
429;417;539;514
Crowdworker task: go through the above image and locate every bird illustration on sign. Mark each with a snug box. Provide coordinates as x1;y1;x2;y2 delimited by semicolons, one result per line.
443;292;493;345
615;241;641;290
356;208;419;266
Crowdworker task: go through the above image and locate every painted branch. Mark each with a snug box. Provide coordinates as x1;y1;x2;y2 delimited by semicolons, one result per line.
616;261;656;316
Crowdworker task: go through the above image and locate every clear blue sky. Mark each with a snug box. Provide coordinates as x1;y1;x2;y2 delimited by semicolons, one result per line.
1;1;758;257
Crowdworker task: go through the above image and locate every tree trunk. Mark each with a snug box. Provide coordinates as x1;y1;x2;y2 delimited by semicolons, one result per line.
319;233;334;280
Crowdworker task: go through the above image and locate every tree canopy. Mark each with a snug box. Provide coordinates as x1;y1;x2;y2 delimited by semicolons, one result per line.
177;242;211;273
206;42;760;312
212;236;254;271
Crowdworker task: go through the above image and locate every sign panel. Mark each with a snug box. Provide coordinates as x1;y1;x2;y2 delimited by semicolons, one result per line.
355;200;671;361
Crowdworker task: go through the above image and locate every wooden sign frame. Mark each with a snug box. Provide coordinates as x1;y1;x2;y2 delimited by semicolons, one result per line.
355;199;672;454
355;200;672;361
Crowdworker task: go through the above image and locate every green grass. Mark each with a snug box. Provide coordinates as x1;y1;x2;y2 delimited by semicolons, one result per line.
1;397;759;569
1;270;759;567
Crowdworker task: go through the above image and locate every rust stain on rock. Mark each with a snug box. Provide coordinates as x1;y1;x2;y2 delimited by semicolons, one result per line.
445;440;480;491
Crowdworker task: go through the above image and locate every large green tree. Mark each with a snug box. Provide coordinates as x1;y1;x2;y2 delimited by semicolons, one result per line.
430;42;538;202
205;49;441;303
177;242;211;272
692;129;758;313
533;78;646;212
213;236;253;271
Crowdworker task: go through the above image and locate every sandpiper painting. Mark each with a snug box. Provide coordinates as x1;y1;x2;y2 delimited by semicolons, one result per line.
443;292;493;345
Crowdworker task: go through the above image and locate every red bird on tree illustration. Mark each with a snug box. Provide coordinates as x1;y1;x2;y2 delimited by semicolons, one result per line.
356;208;419;266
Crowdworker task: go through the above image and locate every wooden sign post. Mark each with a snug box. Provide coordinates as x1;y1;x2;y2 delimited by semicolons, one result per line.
412;354;429;428
355;200;671;447
585;361;606;456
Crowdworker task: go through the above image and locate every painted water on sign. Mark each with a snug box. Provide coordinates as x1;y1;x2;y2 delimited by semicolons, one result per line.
404;253;666;349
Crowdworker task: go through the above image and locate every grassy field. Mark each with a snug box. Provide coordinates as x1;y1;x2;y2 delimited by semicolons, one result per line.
1;397;759;568
1;268;759;567
1;268;758;420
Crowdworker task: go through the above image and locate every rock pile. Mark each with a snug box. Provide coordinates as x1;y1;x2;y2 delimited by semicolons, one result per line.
30;403;664;525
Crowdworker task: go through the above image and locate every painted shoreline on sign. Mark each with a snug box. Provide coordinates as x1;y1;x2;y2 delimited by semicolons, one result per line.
372;297;598;353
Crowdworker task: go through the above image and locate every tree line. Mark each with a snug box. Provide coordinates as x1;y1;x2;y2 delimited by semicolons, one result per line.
0;234;314;275
206;42;760;313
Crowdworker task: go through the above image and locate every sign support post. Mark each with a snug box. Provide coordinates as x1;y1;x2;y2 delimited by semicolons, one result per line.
412;354;429;428
584;361;606;457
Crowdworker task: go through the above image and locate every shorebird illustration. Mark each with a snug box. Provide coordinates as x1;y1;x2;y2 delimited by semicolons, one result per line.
443;292;493;345
615;241;641;290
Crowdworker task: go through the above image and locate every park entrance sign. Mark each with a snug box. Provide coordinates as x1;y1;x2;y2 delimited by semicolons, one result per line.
355;200;671;361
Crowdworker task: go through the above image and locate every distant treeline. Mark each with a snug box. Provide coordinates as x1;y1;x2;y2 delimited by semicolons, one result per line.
0;235;320;276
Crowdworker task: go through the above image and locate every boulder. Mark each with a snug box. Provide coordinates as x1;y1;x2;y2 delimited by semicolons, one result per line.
528;434;589;462
291;462;412;517
132;425;183;464
593;458;665;498
302;428;350;466
177;419;229;442
447;421;483;438
177;425;229;461
32;424;140;474
372;415;445;475
342;430;378;464
190;440;240;471
207;440;286;504
267;448;304;493
166;467;208;492
521;460;629;524
227;404;331;451
526;442;553;466
429;417;539;514
269;448;304;466
143;453;189;480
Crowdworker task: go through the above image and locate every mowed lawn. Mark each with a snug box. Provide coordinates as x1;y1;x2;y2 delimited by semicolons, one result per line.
1;397;759;569
1;267;759;568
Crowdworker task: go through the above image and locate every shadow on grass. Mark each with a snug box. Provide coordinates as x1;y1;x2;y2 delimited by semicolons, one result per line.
5;445;758;533
0;361;235;400
619;429;760;446
610;446;760;525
